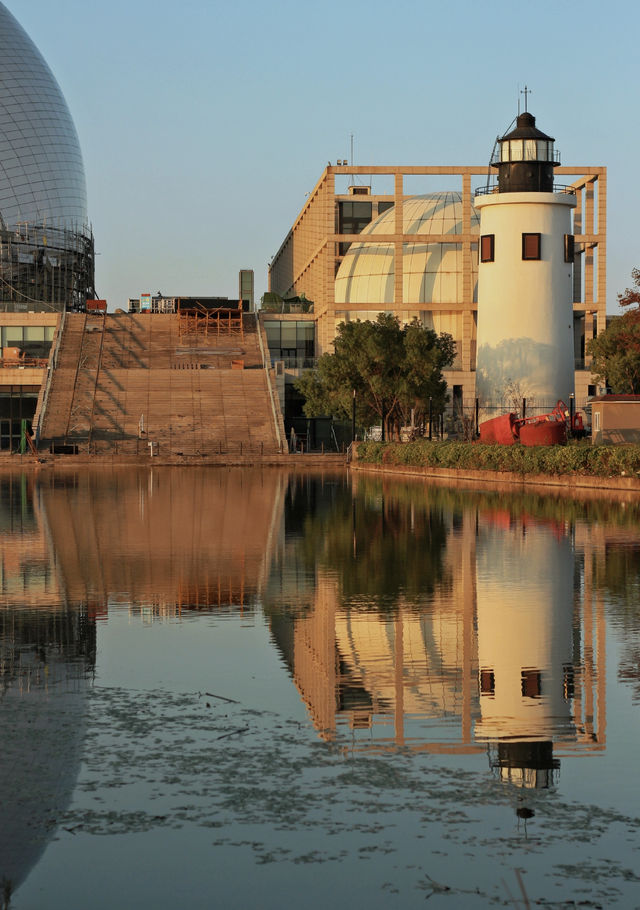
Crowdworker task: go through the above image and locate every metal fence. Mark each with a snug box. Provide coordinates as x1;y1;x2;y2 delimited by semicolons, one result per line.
46;438;289;457
447;397;591;441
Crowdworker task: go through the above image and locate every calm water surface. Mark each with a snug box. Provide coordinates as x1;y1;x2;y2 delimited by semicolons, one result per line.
1;467;639;908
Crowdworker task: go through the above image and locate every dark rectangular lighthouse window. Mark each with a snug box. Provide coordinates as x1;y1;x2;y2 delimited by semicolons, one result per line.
521;669;542;698
564;233;575;263
480;669;495;696
480;234;494;262
522;233;541;260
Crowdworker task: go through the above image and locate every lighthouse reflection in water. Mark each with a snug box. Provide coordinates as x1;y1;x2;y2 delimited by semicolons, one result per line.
267;477;604;784
476;510;589;792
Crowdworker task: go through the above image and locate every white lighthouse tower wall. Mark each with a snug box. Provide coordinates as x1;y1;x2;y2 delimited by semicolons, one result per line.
475;192;576;412
475;520;575;743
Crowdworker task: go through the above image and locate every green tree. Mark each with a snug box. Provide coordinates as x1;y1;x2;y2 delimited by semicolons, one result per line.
295;314;454;438
587;270;640;393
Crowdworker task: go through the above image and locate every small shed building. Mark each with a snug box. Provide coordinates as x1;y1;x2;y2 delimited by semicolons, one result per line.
591;395;640;444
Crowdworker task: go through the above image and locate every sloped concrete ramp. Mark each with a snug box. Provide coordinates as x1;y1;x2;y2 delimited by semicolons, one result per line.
38;313;284;456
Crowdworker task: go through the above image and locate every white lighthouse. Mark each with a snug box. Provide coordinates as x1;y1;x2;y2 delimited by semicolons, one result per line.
475;111;576;414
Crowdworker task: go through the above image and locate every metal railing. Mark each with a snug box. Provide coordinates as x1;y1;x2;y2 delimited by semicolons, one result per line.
270;354;317;371
46;438;288;457
448;400;591;438
475;183;577;198
33;308;66;448
256;318;285;452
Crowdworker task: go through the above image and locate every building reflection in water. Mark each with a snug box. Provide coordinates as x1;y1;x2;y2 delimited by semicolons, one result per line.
0;474;96;901
266;475;477;751
34;467;288;616
264;476;608;785
0;467;288;901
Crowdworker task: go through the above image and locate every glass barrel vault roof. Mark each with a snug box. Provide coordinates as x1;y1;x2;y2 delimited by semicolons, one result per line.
0;2;87;231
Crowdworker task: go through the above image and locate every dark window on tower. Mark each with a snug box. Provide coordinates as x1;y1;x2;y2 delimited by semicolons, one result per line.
480;234;495;262
339;201;372;255
522;233;541;260
521;669;542;698
480;669;495;696
564;233;575;263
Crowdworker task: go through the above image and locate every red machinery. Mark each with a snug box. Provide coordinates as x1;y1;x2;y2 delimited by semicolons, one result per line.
479;400;583;446
86;299;107;313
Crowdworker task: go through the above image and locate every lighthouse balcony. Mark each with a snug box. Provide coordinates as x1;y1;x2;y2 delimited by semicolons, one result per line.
474;183;577;198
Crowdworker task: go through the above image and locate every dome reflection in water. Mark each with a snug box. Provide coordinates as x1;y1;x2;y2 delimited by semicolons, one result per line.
0;476;95;902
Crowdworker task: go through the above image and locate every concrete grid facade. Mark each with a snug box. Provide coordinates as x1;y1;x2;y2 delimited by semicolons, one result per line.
269;164;606;412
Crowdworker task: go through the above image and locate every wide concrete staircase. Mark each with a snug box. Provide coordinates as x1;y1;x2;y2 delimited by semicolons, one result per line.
37;313;285;456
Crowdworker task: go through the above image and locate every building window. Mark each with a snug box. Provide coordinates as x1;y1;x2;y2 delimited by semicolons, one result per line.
522;233;541;260
521;669;542;698
339;201;372;255
377;201;394;216
480;234;495;262
480;669;495;696
1;324;54;360
564;233;575;263
263;319;315;368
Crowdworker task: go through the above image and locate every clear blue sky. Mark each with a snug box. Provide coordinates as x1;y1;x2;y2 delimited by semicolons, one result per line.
6;0;637;312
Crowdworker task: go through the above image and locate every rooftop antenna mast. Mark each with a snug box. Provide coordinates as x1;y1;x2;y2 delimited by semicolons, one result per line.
520;84;531;113
484;112;517;191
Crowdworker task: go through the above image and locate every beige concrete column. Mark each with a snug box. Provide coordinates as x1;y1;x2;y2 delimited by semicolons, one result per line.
584;180;595;308
596;171;607;321
596;591;607;745
323;172;336;329
461;173;472;372
394;173;403;308
573;186;583;304
394;609;405;747
461;510;476;744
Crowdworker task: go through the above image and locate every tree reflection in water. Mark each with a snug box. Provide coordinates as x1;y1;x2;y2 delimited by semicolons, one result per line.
290;474;451;608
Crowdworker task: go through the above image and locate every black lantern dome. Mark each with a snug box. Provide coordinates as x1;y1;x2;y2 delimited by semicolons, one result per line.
492;112;559;193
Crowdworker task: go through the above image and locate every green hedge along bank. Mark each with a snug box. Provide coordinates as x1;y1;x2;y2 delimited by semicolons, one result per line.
354;440;640;479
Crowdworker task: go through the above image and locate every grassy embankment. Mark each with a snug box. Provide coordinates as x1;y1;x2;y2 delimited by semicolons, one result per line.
355;440;640;478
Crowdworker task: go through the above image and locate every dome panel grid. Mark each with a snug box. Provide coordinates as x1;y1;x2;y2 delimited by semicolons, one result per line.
0;3;87;230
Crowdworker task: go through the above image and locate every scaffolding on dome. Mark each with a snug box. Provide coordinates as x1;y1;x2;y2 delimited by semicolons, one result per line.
0;221;96;313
